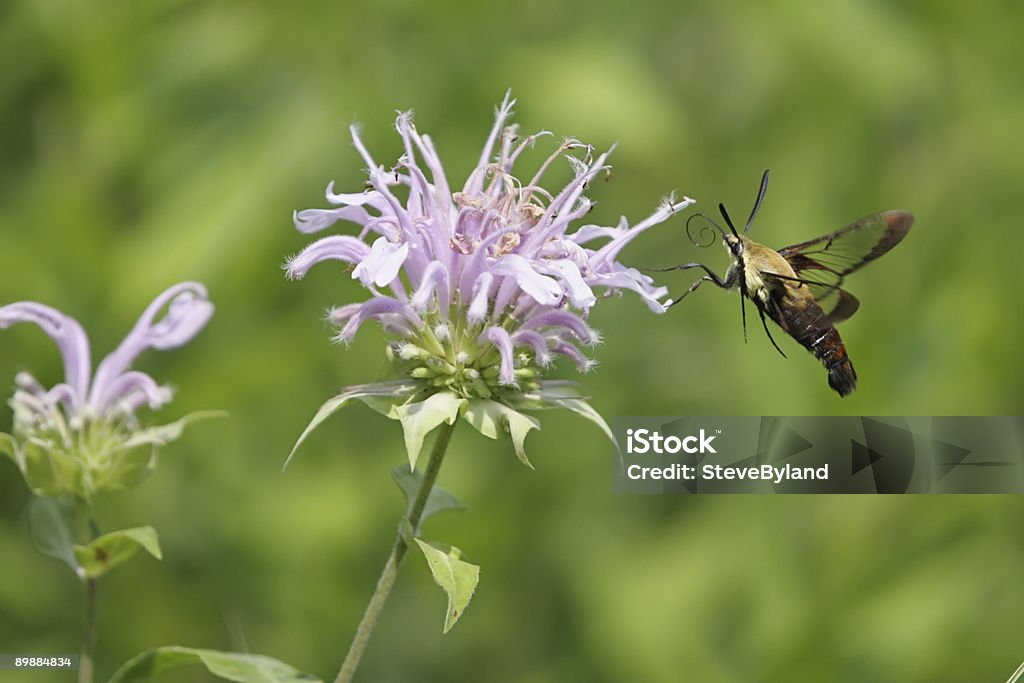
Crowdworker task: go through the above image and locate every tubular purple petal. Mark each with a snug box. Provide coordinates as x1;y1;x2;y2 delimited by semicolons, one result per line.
410;261;451;314
552;341;594;372
11;389;49;421
349;123;379;171
521;310;597;345
89;283;212;409
587;267;670;313
352;237;410;288
139;285;214;351
511;330;552;365
286;235;371;279
15;371;45;394
43;383;79;414
294;206;376;233
490;277;521;323
464;92;515;196
536;260;596;308
97;371;173;413
406;128;452;209
480;326;516;385
455;228;506;296
366;166;417;237
591;196;695;269
523;150;613;252
571;219;628;246
327;303;362;325
324;182;390;211
395;113;439;220
467;272;494;323
0;302;92;404
492;254;562;306
337;296;421;342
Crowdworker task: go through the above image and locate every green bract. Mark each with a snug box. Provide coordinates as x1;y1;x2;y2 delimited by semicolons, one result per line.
287;379;614;471
387;312;545;402
1;411;222;502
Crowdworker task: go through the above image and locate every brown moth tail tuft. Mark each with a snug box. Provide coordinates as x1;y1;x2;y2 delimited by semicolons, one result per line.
815;328;857;397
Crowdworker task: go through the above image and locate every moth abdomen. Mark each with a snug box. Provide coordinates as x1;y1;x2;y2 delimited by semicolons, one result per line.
769;292;857;397
813;328;857;397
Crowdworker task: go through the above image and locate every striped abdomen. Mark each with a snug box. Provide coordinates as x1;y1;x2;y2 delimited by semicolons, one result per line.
764;284;858;397
804;325;857;397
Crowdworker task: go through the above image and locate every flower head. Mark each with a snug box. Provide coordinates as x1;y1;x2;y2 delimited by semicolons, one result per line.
287;95;692;397
0;283;214;499
285;95;693;468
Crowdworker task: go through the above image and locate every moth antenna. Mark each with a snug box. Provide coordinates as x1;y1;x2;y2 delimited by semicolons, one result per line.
718;203;741;239
685;212;729;248
744;169;770;235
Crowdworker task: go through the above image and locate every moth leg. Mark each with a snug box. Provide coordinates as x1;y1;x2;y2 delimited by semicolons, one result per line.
644;263;703;272
740;293;748;343
664;264;733;309
757;305;787;358
646;262;727;281
665;275;716;308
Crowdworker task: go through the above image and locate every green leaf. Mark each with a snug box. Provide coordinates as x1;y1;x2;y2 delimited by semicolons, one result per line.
391;466;467;522
553;398;615;447
413;538;480;634
463;399;541;468
108;646;322;683
357;394;407;420
74;526;162;579
285;381;418;469
394;391;466;470
462;399;504;439
0;432;18;464
503;408;540;469
121;410;228;450
26;496;80;575
524;394;617;453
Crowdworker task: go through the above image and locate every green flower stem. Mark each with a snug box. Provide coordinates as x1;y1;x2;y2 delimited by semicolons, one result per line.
75;498;97;683
334;420;458;683
79;578;97;683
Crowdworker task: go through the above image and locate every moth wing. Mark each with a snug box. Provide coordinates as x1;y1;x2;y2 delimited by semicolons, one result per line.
761;272;861;325
812;285;861;325
778;210;913;278
776;210;911;324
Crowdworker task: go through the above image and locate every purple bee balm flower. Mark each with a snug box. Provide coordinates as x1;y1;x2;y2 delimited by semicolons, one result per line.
287;95;692;390
284;95;694;469
0;283;216;500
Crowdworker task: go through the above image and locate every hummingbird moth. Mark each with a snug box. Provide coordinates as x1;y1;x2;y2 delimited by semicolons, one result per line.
658;170;913;396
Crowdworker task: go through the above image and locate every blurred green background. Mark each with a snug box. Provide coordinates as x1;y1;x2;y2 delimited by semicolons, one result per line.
2;1;1023;681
